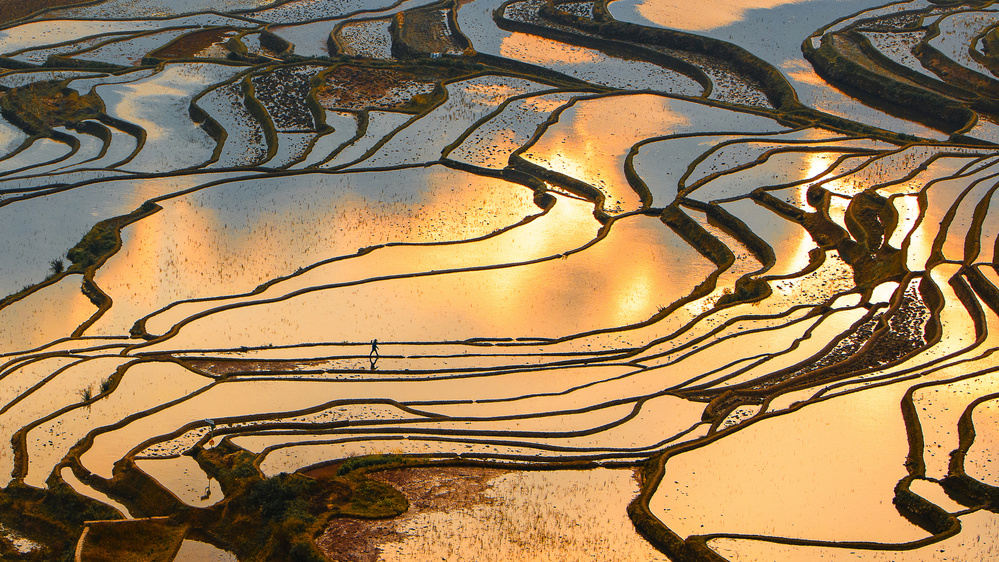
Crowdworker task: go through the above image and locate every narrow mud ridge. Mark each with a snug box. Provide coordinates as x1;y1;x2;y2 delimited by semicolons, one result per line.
1;1;999;561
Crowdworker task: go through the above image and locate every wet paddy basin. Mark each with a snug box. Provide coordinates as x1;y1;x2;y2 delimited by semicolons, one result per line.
1;0;999;560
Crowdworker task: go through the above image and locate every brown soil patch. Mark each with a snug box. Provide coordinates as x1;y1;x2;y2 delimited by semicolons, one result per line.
0;0;85;24
317;66;439;111
148;28;239;60
314;466;508;562
182;358;327;375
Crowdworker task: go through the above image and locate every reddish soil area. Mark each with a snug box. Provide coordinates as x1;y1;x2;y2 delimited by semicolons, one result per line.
312;466;508;562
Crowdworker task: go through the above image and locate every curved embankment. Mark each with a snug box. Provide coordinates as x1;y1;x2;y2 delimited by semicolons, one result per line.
0;1;999;561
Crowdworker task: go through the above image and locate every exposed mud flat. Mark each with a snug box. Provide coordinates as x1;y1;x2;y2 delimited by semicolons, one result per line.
2;0;999;560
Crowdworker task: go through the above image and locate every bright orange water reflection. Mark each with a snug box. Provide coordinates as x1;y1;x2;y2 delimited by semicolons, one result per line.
146;202;715;349
651;380;926;543
630;0;811;31
498;33;600;65
90;168;539;335
524;95;689;213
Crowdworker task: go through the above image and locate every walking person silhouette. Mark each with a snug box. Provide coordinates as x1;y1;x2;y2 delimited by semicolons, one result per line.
369;339;379;370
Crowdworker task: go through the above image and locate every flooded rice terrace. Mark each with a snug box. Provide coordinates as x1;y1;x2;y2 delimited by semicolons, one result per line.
2;0;999;559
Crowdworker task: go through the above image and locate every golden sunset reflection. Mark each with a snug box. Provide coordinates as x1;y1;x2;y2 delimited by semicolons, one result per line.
0;275;94;352
631;0;811;31
5;1;999;558
651;379;926;543
138;192;598;337
90;169;539;336
524;95;689;213
147;208;715;349
499;33;600;65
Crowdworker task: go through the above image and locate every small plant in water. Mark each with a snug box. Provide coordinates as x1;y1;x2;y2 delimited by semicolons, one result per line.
79;386;93;402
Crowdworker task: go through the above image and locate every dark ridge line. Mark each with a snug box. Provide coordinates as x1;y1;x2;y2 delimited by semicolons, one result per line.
218;359;643;383
6;357;155;481
755;271;973;400
961;179;999;265
293;454;639;477
328;14;390;56
680;140;882;199
16;10;267;30
626;126;818;202
634;304;830;378
0;133;79;179
59;390;227;509
901;354;999;479
927;168;999;266
0;133;63;170
115;395;647;466
751;279;925;395
246;416;700;459
0;356;50;380
691;149;880;207
674;303;874;394
860;147;979;196
303;89;366;169
0;339;129;362
312;65;460;170
248;424;699;458
129;188;614;345
240;64;281;164
496;0;711;96
179;348;623;362
125;166;555;340
801;286;989;404
0;166;258;209
311;99;370;168
673;131;866;184
690;527;961;556
278;441;657;467
389;0;470;59
133;394;652;439
60;25;201;60
67;200;162;337
12;355;215;485
438;87;592;161
897;154;999;269
650;354;771;395
682;195;776;267
627;302;977;561
915;11;999;107
966;265;999;316
804;12;977;135
322;67;596;171
188;65;262;167
242;0;413;26
226;362;667;409
0;355;97;417
630;299;824;366
3;28;139;62
125;247;595;348
944;388;999;507
679;304;883;394
0;269;88;320
0;344;129;376
64;119;112;166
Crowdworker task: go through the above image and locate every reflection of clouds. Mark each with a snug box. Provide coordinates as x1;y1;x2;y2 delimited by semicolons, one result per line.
781;58;827;86
634;0;812;31
521;95;571;113
461;82;526;105
525;95;689;212
499;33;599;64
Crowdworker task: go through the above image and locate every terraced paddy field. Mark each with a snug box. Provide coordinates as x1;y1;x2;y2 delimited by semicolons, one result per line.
4;0;999;560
